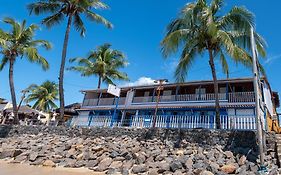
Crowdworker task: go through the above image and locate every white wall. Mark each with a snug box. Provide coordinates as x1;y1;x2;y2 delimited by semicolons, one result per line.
263;82;274;116
73;111;90;127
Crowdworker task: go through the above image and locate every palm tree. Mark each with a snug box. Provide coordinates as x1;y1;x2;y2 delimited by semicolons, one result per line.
68;43;129;89
0;18;51;124
25;81;59;112
28;0;113;122
161;0;266;129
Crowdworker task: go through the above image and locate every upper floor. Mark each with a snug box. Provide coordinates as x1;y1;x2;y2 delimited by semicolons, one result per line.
80;77;280;109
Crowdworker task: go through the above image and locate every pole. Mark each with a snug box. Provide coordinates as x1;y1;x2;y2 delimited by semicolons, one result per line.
111;96;119;127
250;27;265;170
152;88;161;127
152;79;168;128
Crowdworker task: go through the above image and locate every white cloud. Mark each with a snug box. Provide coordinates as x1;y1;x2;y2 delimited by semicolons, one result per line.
162;58;178;74
121;77;157;87
264;54;281;65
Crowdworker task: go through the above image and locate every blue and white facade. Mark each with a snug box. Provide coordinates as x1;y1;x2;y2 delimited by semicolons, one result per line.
72;77;279;130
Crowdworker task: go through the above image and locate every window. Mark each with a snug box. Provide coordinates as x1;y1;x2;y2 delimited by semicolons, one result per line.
163;90;172;96
195;88;206;94
220;87;226;93
144;91;150;97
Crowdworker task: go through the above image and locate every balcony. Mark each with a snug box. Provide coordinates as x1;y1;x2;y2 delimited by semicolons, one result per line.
82;92;255;107
83;97;126;107
132;92;255;104
130;115;256;130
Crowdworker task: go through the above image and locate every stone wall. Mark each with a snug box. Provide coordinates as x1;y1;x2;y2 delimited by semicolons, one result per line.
0;125;279;174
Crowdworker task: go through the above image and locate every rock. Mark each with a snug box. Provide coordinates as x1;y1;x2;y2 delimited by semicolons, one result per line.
209;162;220;172
13;150;23;157
238;155;247;166
176;149;185;155
184;159;193;170
97;157;112;171
200;170;214;175
74;160;86;168
109;161;123;170
157;161;170;173
30;157;45;166
224;151;234;158
235;165;247;174
148;169;158;175
86;159;98;168
170;160;183;172
42;160;56;167
185;149;193;155
132;164;148;174
133;152;146;164
122;160;134;171
76;153;84;160
29;152;38;161
92;146;103;152
220;164;236;174
0;149;22;159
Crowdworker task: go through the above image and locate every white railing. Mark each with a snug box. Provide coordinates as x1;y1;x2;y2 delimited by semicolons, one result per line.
220;115;256;130
130;115;256;130
228;92;255;103
89;115;112;127
132;92;254;104
83;92;255;106
83;97;126;107
133;96;153;103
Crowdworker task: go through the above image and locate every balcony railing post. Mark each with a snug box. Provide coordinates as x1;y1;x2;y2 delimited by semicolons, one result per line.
97;92;102;106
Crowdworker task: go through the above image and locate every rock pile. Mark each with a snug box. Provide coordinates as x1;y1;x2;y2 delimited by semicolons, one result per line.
0;125;279;174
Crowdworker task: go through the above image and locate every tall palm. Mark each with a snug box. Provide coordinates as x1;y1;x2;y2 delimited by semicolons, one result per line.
25;81;58;112
69;43;129;89
28;0;113;122
161;0;266;129
0;18;51;124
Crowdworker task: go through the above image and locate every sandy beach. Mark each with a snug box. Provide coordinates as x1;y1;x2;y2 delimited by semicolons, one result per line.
0;160;104;175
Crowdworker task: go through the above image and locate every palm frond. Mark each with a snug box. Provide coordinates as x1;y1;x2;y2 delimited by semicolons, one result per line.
42;12;65;28
0;56;9;71
73;14;86;37
85;10;113;29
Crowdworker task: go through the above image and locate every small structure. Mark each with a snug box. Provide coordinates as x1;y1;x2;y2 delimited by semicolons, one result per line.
55;103;81;125
74;77;280;131
3;105;45;125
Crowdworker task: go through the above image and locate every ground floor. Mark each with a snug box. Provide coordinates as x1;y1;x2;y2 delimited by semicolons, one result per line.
71;107;264;130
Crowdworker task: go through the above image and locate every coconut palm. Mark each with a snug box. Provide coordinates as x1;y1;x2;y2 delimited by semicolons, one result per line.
161;0;266;129
0;18;51;124
68;43;129;89
25;81;58;112
28;0;113;121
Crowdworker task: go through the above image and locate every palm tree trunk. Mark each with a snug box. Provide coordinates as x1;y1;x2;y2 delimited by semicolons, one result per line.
59;14;73;124
208;49;221;129
9;59;19;124
97;76;102;89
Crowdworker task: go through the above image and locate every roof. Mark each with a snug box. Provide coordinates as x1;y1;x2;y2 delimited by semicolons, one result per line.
81;77;254;93
55;103;81;115
4;105;39;114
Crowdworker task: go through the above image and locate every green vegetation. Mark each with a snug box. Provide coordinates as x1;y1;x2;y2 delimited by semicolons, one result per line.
28;0;113;122
0;18;51;124
161;0;266;128
25;81;59;112
69;43;129;89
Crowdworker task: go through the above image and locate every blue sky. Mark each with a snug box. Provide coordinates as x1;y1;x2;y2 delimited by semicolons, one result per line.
0;0;281;111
